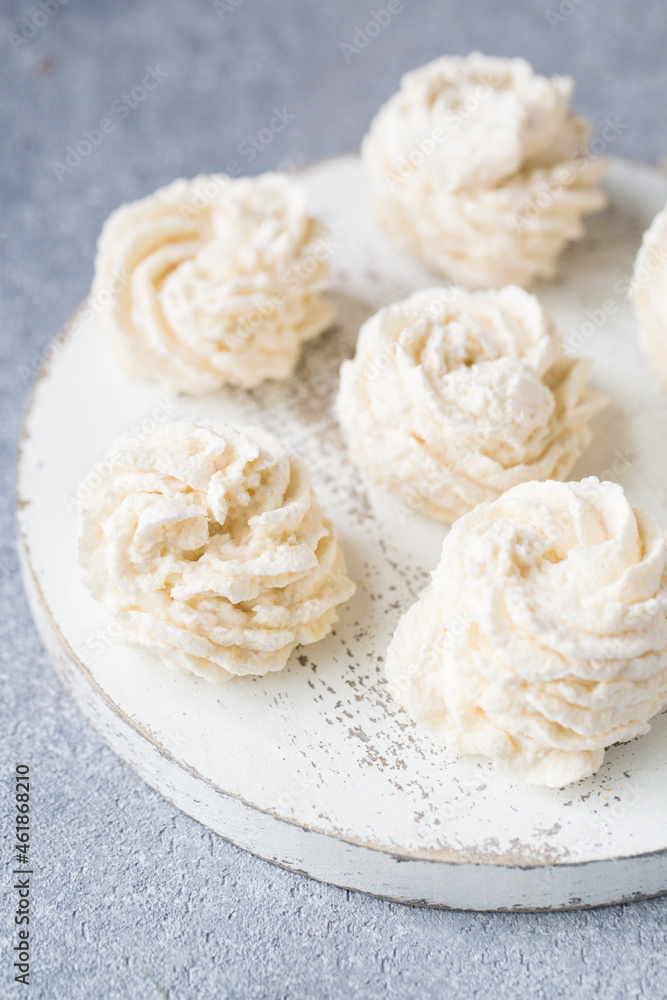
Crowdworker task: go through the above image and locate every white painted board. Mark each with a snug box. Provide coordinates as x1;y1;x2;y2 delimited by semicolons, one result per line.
16;154;667;910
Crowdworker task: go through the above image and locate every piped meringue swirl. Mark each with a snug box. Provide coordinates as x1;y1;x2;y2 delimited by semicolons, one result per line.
336;285;606;523
385;477;667;786
93;172;335;394
78;420;355;682
362;53;608;288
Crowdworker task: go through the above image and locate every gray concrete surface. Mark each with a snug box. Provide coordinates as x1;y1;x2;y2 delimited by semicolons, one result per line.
2;0;667;997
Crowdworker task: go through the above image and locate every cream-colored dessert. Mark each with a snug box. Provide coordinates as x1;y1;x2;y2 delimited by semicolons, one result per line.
385;478;667;787
336;285;606;523
631;201;667;388
362;53;608;288
92;172;335;394
78;420;355;681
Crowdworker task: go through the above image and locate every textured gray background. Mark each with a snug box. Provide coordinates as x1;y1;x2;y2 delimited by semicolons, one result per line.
2;0;667;997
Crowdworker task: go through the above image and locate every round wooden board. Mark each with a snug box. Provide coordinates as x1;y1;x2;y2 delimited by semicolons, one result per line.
17;154;667;911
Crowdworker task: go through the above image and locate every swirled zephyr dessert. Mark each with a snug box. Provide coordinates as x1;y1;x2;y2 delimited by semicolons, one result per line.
336;285;606;523
631;200;667;389
78;421;355;682
385;478;667;787
362;53;608;288
92;172;335;394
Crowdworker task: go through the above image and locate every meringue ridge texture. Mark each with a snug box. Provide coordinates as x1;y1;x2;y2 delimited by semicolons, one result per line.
77;420;355;682
362;52;608;288
92;172;336;395
385;477;667;787
336;284;607;523
631;199;667;389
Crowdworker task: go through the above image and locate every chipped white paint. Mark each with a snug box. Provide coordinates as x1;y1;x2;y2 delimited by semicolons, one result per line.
16;155;667;909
